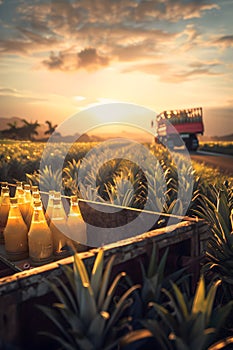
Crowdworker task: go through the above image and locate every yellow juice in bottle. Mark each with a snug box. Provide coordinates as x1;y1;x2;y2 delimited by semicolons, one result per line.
4;197;28;261
28;200;53;266
17;188;28;222
50;196;71;258
0;187;10;244
25;192;40;229
67;196;87;252
45;190;55;225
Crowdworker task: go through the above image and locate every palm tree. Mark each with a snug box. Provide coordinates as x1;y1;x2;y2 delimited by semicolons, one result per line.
6;121;19;138
21;119;40;140
7;121;18;131
44;120;58;135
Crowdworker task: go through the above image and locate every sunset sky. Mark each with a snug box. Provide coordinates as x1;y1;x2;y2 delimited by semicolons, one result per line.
0;0;233;137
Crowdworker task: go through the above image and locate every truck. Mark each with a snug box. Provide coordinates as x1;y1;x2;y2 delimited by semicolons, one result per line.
154;107;204;151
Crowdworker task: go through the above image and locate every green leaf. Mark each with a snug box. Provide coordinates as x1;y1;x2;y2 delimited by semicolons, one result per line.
73;251;90;287
147;242;158;279
192;275;205;315
141;319;172;350
39;332;77;350
52;303;84;334
98;255;115;309
79;282;97;327
91;248;104;300
119;329;153;347
102;271;126;312
59;264;76;296
161;287;185;325
149;302;177;331
88;311;110;348
205;279;220;324
171;282;189;320
105;284;140;334
37;305;73;343
157;248;169;284
217;189;230;230
208;336;233;350
53;276;78;314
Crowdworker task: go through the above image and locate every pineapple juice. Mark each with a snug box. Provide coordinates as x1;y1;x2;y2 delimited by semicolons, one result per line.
28;201;53;266
4;197;28;261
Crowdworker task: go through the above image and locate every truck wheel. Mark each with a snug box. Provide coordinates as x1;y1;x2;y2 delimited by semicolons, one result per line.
191;135;199;151
184;135;198;151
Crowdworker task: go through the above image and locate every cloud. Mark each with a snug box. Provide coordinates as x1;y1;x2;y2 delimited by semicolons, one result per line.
0;87;18;95
0;87;47;103
42;48;110;71
0;27;59;54
0;1;220;53
123;62;170;75
124;60;222;83
0;0;225;76
78;48;109;69
213;35;233;48
0;94;46;104
165;67;221;83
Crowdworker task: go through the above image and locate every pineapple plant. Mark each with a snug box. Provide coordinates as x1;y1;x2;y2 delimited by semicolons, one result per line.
194;183;233;301
38;248;140;350
142;275;233;350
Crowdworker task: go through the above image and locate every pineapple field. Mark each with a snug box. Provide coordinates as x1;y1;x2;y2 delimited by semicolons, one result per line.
0;139;233;350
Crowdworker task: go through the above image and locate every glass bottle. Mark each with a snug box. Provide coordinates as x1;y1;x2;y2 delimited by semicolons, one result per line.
31;185;39;194
49;197;71;258
28;200;53;266
4;197;28;261
67;196;87;252
0;182;8;199
17;188;28;222
24;183;32;210
54;191;67;216
25;192;40;229
0;187;10;244
15;181;23;198
45;190;55;225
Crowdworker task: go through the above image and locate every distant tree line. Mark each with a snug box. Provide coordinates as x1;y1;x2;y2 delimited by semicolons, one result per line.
0;119;58;141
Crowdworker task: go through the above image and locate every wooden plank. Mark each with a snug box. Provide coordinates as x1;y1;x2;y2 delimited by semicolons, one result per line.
0;220;209;299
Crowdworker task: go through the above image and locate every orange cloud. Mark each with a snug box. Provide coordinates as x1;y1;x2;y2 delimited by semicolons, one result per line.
42;47;110;71
214;35;233;48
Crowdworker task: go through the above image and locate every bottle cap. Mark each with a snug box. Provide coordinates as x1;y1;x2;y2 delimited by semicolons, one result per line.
17;188;25;195
1;187;9;194
33;193;40;199
70;195;77;202
54;191;61;199
24;184;31;190
34;200;42;208
10;197;18;204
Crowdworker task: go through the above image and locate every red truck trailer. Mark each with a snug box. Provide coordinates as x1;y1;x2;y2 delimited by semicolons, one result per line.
155;107;204;151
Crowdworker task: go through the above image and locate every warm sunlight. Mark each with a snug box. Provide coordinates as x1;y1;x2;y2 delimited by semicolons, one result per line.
0;0;232;137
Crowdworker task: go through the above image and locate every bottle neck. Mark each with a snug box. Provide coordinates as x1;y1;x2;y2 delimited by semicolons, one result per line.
8;204;22;219
24;190;32;202
52;199;66;219
69;202;81;215
32;206;46;223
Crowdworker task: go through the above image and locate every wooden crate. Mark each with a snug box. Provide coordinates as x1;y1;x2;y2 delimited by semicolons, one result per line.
0;217;210;350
